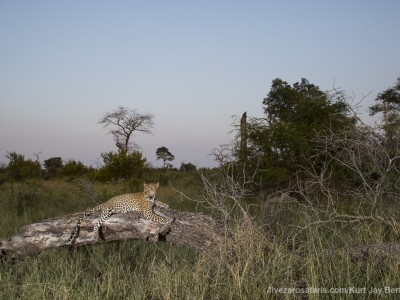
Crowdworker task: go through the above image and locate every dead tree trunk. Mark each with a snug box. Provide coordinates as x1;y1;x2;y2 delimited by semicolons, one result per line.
239;111;248;163
0;207;224;260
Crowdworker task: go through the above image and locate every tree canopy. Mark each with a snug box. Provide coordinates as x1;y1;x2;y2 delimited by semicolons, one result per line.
44;157;63;178
369;77;400;142
239;78;356;188
156;147;175;169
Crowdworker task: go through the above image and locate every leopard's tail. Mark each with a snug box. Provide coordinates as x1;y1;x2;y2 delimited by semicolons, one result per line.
66;207;97;245
66;215;85;245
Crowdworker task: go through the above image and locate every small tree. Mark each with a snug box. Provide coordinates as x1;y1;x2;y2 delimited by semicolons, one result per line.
369;77;400;143
60;160;88;177
180;162;197;172
43;157;63;178
156;147;175;168
99;106;154;154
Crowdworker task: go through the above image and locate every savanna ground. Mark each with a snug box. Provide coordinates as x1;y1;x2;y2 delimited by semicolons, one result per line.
1;171;400;300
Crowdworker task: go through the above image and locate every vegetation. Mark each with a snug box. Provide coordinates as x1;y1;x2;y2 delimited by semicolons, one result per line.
156;146;175;169
1;169;400;299
5;151;41;182
369;77;400;140
230;78;357;190
43;157;63;178
179;162;197;172
96;151;146;182
1;78;400;298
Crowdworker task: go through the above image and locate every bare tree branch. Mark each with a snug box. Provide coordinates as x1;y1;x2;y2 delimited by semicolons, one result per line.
99;106;154;153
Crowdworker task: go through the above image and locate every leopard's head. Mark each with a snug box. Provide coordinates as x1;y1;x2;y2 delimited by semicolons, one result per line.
143;182;159;203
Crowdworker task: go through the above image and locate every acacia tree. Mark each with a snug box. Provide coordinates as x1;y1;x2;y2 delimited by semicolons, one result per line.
156;146;175;168
99;106;154;154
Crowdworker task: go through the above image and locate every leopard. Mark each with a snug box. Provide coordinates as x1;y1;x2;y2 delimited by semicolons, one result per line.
66;182;172;245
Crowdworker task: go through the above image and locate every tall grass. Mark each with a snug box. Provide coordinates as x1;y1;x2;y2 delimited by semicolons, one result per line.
1;179;400;299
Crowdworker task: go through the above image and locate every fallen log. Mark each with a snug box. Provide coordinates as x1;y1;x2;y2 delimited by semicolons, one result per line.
3;205;400;262
0;206;224;260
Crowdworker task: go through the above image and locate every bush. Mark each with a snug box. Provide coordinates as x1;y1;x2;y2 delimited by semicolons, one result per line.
60;160;88;178
96;151;146;182
43;157;63;179
5;151;40;181
180;162;197;172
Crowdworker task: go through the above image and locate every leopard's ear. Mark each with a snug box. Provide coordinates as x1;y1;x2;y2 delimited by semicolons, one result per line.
156;182;159;188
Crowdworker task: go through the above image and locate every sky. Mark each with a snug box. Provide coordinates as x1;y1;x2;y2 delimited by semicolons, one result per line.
0;0;399;168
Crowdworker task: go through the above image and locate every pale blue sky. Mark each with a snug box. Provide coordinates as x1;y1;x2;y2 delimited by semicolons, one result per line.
0;0;399;167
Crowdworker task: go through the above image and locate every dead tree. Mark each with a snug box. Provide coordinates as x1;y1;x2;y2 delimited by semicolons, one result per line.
239;111;248;163
99;106;154;154
0;206;223;260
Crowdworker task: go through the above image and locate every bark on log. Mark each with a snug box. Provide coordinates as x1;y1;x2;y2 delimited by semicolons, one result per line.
0;206;224;260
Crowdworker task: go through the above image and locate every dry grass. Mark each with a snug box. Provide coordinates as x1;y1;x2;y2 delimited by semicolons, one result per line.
1;179;400;299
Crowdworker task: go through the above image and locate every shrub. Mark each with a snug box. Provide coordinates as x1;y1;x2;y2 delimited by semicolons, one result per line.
5;151;40;181
60;160;88;177
97;151;146;182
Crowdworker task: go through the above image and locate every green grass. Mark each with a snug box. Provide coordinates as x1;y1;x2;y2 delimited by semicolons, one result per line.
1;179;400;299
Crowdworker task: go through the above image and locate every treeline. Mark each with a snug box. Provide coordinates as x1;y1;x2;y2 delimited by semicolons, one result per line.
1;76;399;195
0;105;202;184
0;150;199;184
